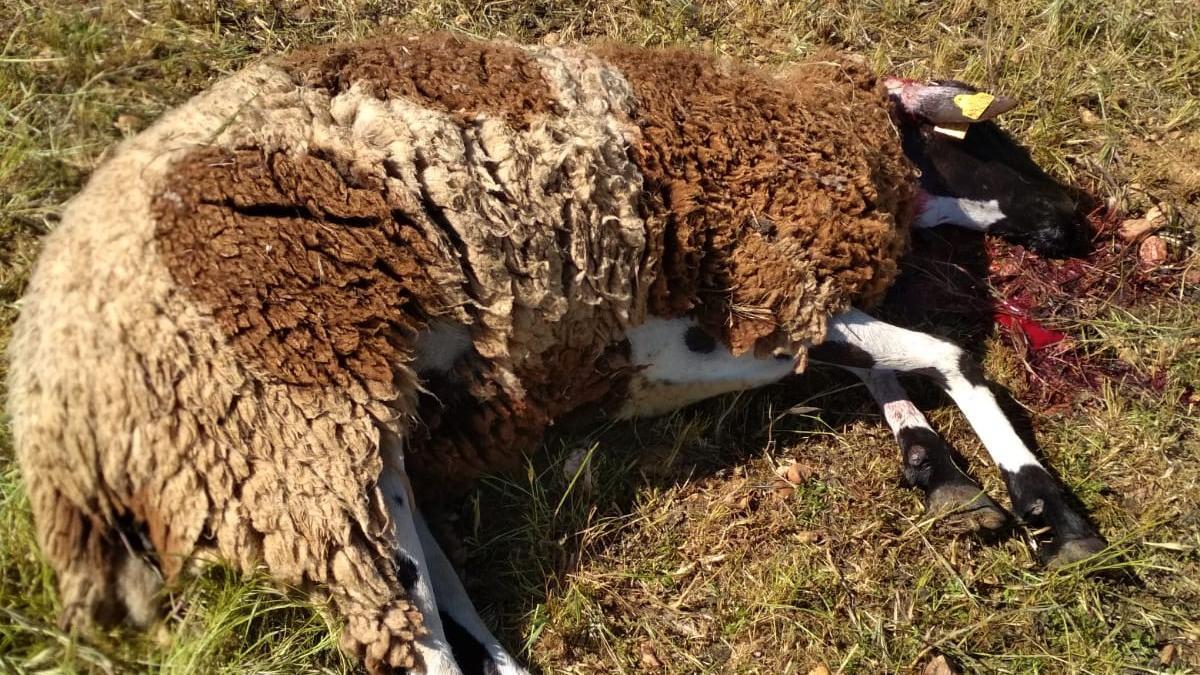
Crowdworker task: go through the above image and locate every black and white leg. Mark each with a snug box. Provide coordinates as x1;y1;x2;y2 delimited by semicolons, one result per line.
379;457;464;674
817;362;1010;533
814;308;1106;566
413;513;531;675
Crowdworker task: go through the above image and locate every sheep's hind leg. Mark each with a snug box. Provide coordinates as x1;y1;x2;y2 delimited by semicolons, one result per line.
379;456;464;675
818;364;1009;534
812;309;1106;567
413;512;531;675
26;480;162;631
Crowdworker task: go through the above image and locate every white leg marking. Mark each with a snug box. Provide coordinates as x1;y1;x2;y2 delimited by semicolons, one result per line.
845;368;935;434
881;398;929;433
414;513;532;675
835;366;933;434
380;451;463;675
827;315;1099;552
826;309;1040;472
915;194;1006;231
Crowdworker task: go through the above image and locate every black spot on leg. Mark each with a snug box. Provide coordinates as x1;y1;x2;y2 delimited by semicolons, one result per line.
684;325;716;354
898;426;1010;533
808;342;875;369
958;350;988;388
1001;465;1103;560
440;611;490;675
385;489;420;590
911;349;986;390
909;366;945;389
1007;468;1069;532
897;426;960;489
395;554;420;591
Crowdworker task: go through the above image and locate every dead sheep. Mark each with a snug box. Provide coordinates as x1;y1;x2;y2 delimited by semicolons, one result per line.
7;32;1100;675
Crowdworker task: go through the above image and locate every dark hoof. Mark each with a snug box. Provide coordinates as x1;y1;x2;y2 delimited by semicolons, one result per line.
926;483;1011;533
1045;536;1107;569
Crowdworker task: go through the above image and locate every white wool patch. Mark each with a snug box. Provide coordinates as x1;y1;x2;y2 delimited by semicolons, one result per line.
618;317;798;418
284;52;648;404
915;195;1006;231
327;54;642;377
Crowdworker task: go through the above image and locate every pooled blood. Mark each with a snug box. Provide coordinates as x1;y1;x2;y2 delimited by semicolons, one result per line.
994;302;1067;351
893;204;1185;409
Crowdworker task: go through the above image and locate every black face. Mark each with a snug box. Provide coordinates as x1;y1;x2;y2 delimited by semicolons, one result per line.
896;93;1091;258
984;183;1090;259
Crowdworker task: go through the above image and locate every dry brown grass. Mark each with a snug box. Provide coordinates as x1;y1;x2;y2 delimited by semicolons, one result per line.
1;1;1197;673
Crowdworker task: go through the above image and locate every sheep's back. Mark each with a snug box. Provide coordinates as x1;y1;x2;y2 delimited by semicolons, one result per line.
151;35;654;496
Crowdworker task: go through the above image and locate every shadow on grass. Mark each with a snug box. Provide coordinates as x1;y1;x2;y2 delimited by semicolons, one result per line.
439;219;1155;669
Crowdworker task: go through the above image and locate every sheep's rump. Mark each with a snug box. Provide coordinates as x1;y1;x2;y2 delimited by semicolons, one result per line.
8;33;912;648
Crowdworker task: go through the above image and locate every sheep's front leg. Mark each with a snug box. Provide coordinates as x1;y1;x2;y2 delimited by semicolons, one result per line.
819;364;1009;534
379;457;463;674
812;309;1106;567
413;512;531;675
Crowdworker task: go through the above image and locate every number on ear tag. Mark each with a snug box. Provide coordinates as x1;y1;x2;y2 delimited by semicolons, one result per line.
953;92;996;120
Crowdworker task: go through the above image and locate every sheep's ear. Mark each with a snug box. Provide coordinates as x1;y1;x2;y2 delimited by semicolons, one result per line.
886;78;1019;125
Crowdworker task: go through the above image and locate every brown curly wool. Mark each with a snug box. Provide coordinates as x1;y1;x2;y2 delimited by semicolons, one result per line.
7;32;913;674
596;45;913;357
285;32;562;129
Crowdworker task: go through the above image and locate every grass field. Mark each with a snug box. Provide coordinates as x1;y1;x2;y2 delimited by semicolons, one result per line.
1;1;1198;673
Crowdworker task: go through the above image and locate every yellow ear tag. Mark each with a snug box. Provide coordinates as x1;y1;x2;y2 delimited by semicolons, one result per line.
933;123;969;139
953;91;996;120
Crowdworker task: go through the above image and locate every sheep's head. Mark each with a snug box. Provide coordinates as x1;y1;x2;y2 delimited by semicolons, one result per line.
887;77;1090;258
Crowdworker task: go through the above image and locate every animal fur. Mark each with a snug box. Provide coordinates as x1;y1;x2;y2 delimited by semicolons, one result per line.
7;32;913;672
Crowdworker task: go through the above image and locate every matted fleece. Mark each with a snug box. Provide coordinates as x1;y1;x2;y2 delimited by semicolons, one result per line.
594;45;913;357
7;32;913;674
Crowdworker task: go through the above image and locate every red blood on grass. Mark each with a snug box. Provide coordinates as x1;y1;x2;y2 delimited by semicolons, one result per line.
983;206;1185;402
895;205;1184;409
993;302;1067;351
